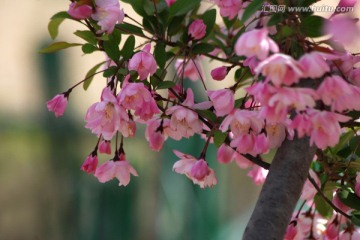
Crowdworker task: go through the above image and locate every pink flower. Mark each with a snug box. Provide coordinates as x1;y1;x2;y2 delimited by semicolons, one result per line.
94;154;138;186
85;87;128;140
338;0;357;8
349;68;360;87
166;89;203;139
210;66;228;81
284;223;298;240
118;82;160;121
265;123;286;149
234;153;253;169
68;2;93;20
325;220;339;240
92;0;124;34
245;82;276;105
128;44;157;80
217;144;234;164
81;154;98;174
308;110;350;149
145;118;167;151
175;58;203;81
288;113;312;138
172;150;217;188
220;110;264;137
230;133;255;155
339;228;360;240
213;0;242;20
118;118;136;137
247;165;269;185
255;53;303;87
317;75;354;112
47;93;68;117
356;173;360;197
165;0;176;6
298;52;331;78
207;89;234;117
188;19;207;40
99;140;111;154
235;28;279;60
324;15;360;45
333;192;351;213
300;170;320;201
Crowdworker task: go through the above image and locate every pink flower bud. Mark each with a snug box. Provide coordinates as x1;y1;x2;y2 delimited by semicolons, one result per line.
68;2;93;20
47;94;68;117
165;0;176;6
99;140;111;154
333;193;351;213
355;182;360;197
325;221;339;240
81;154;98;174
189;159;210;181
188;19;207;40
284;223;298;240
211;66;228;81
217;144;234;164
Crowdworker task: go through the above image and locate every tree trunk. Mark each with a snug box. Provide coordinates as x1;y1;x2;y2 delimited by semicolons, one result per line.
243;136;316;240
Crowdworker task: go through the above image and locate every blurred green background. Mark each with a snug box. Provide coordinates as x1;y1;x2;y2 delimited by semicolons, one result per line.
0;1;267;239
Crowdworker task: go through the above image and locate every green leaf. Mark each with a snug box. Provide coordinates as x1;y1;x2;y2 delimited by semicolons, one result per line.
241;0;264;24
339;190;360;210
351;214;360;226
121;35;135;60
300;15;326;38
200;9;216;38
191;43;215;55
103;66;118;78
48;11;72;39
74;30;97;45
82;44;98;54
314;194;333;218
197;110;217;123
267;13;283;26
117;23;145;36
38;42;81;53
156;81;175;90
103;29;121;62
167;15;185;36
333;131;354;154
214;130;227;148
169;0;201;17
154;42;166;69
121;0;147;17
83;61;106;90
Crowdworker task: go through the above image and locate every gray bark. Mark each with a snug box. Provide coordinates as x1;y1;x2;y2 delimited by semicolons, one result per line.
243;137;316;240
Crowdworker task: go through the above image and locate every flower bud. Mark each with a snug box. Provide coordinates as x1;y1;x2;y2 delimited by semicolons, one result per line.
210;66;228;81
188;19;206;40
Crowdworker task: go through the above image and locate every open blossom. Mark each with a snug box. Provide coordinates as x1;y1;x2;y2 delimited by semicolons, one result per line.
217;144;234;164
265;123;286;149
92;0;124;34
145;118;169;151
298;52;331;78
355;173;360;197
85;87;128;140
81;154;98;174
213;0;242;20
300;170;320;201
308;110;350;149
166;89;203;139
128;44;157;80
47;94;68;117
94;154;138;186
211;66;228;81
172;150;217;188
255;53;303;87
68;2;93;20
284;223;298;240
175;58;203;81
349;68;360;87
118;82;160;121
324;15;360;45
99;140;111;155
207;89;234;117
188;19;207;40
235;28;279;60
247;165;269;185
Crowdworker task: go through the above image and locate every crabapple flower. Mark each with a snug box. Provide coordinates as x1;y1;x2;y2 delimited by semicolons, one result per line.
207;89;234;117
188;19;207;40
85;87;128;140
217;144;234;164
356;173;360;197
255;53;303;87
349;68;360;87
333;192;351;213
166;89;203;139
308;110;350;149
81;154;98;174
68;2;93;20
213;0;242;20
284;223;298;240
165;0;176;6
94;154;138;187
325;220;339;240
265;123;286;149
235;28;279;60
145;118;168;151
47;94;68;117
247;165;269;185
298;52;331;78
175;58;203;81
300;169;320;201
324;15;360;45
99;140;111;155
118;82;160;121
92;0;124;34
211;66;228;80
172;150;217;188
339;228;360;240
128;44;157;80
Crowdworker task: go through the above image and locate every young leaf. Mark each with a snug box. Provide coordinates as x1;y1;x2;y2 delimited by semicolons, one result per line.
117;23;145;36
121;35;135;60
214;130;227;148
156;81;176;90
200;9;216;38
300;15;326;38
82;44;98;54
83;61;106;90
38;42;81;53
169;0;201;17
241;0;264;24
74;30;97;45
191;43;215;55
314;194;333;218
48;11;72;39
103;29;121;62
